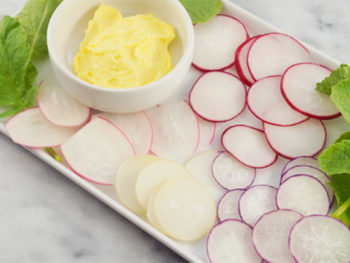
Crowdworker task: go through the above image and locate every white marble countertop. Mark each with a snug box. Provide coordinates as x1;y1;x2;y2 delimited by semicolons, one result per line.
0;0;349;262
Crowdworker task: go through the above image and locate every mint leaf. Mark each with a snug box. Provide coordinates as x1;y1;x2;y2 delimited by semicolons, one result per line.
179;0;223;24
316;64;350;95
330;79;350;124
335;132;350;143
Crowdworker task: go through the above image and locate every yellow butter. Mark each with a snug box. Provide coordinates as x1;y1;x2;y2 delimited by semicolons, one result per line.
73;5;175;89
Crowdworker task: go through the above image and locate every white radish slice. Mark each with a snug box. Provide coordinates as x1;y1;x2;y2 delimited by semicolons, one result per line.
247;33;310;80
282;156;319;174
239;185;277;226
153;177;216;241
217;189;245;221
135;159;191;210
198;116;216;148
6;108;77;148
222;125;277;168
189;71;246;122
61;117;135;185
147;190;169;234
281;63;340;119
193;14;248;71
146;101;199;160
235;37;257;85
264;119;326;159
212;152;256;190
276;175;330;216
252;209;302;263
247;76;308;126
37;78;90;127
289;215;350;263
207;219;262;263
97;112;153;154
185;150;225;202
115;155;159;214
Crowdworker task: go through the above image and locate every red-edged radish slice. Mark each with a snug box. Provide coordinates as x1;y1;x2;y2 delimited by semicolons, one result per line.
238;185;277;226
146;101;199;160
247;76;308;126
61;117;135;185
281;156;319;174
189;71;246;122
281;63;340;119
222;125;277;168
247;33;310;80
6;108;77;148
217;189;245;221
37;78;90;127
289;216;350;263
235;37;257;85
264;119;326;159
277;175;330;216
207;219;262;263
212;152;256;190
198;116;216;148
193;15;248;71
97;112;153;154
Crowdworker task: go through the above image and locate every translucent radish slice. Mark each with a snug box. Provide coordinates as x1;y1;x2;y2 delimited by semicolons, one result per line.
252;209;302;263
247;76;308;126
239;185;277;226
282;156;319;174
189;71;246;122
222;125;277;168
198;116;216;148
193;14;248;71
217;189;245;221
147;190;168;234
61;117;135;185
264;119;326;159
281;63;340;119
37;78;90;127
289;215;350;263
6;108;77;148
235;37;257;85
212;152;256;190
277;175;330;216
207;219;262;263
247;33;310;80
146;101;199;160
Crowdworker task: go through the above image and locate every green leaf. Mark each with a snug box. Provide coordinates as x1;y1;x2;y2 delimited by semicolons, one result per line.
318;140;350;175
316;64;350;95
335;132;350;143
17;0;62;58
179;0;223;24
330;79;350;124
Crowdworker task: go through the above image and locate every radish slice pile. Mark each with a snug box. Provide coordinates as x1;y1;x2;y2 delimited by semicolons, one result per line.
197;116;216;148
217;189;244;221
235;37;257;85
282;156;319;173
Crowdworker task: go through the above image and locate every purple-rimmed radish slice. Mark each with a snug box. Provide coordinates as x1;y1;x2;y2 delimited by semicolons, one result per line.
252;209;302;263
222;125;277;168
281;156;319;174
239;185;277;226
277;175;330;216
264;118;326;159
217;189;245;221
235;37;257;85
289;215;350;263
207;219;262;263
193;15;248;71
247;76;308;126
6;108;77;148
197;116;216;148
212;152;255;190
189;71;246;122
61;117;135;185
281;63;340;120
247;33;310;80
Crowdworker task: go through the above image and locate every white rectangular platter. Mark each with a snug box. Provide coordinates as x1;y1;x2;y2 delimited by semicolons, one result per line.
1;0;349;262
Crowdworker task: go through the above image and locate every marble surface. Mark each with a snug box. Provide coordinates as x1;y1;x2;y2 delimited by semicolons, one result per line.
0;0;349;262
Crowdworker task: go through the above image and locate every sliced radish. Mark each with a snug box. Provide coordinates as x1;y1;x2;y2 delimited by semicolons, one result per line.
6;108;77;148
193;14;248;71
207;219;262;263
276;175;330;216
212;152;256;190
61;117;135;185
97;112;153;154
147;190;168;234
235;37;257;85
252;209;302;263
247;33;310;80
189;71;246;122
197;116;216;148
264;119;326;159
281;63;340;119
222;125;277;168
289;215;350;263
217;189;245;221
282;156;319;174
247;76;308;126
146;101;199;160
239;185;277;226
